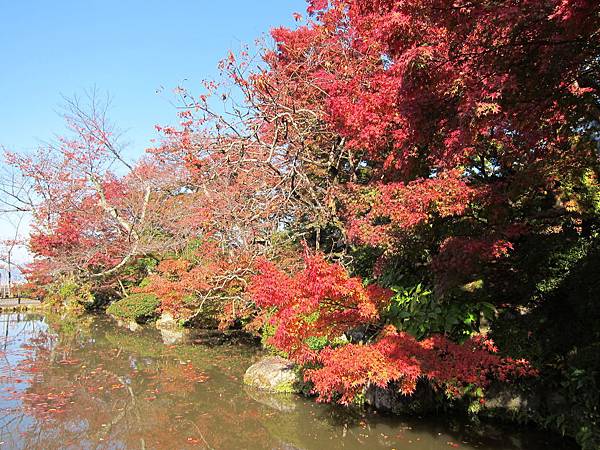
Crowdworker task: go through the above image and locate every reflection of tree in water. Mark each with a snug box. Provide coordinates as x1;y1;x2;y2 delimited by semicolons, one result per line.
0;315;274;449
0;314;578;450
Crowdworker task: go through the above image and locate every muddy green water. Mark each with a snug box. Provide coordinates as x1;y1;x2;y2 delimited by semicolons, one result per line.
0;313;576;450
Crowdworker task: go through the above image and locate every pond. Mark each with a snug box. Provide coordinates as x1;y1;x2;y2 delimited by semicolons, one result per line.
0;313;576;450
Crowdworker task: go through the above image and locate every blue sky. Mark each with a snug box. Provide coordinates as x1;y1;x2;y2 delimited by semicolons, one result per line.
0;0;306;158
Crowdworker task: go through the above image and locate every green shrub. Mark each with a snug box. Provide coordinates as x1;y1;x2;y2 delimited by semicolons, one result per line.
118;256;160;292
45;278;95;312
491;231;600;450
58;279;78;299
383;284;494;341
106;293;160;324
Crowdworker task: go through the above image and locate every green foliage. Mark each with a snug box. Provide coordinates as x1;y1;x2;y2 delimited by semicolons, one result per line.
119;256;160;291
138;277;152;289
179;238;205;263
182;294;197;306
491;229;600;450
533;235;592;299
259;320;287;357
348;246;385;280
580;169;600;216
305;335;329;351
58;279;78;299
559;168;600;217
549;368;600;450
352;391;367;407
128;256;159;274
106;293;160;324
493;231;600;359
45;277;95;312
383;284;494;341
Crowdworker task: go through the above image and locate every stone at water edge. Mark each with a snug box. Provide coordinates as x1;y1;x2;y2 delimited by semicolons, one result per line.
156;312;179;330
244;356;301;394
127;321;141;332
114;318;142;332
365;381;437;415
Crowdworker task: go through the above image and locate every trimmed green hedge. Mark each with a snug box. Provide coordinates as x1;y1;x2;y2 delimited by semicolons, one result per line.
106;293;160;324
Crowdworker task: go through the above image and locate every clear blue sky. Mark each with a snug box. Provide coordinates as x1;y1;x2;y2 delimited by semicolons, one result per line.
0;0;306;158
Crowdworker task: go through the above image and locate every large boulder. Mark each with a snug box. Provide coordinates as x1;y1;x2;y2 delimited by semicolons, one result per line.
244;356;301;393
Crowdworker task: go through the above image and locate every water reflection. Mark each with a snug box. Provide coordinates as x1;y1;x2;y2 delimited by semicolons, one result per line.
0;313;576;450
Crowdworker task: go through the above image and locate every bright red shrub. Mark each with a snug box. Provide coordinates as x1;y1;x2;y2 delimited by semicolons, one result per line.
306;327;537;404
250;247;392;362
260;0;599;292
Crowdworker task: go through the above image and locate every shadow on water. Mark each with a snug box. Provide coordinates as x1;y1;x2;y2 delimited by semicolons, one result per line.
0;313;578;450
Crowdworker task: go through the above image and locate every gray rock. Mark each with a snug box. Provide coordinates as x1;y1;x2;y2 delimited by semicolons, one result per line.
365;380;437;414
481;384;541;417
244;356;301;393
345;325;369;343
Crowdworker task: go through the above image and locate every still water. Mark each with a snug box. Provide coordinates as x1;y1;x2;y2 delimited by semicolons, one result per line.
0;313;576;450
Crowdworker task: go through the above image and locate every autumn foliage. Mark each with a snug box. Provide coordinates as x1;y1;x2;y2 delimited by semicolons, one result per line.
251;250;536;404
250;247;391;362
306;330;536;405
138;240;254;321
2;1;599;442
